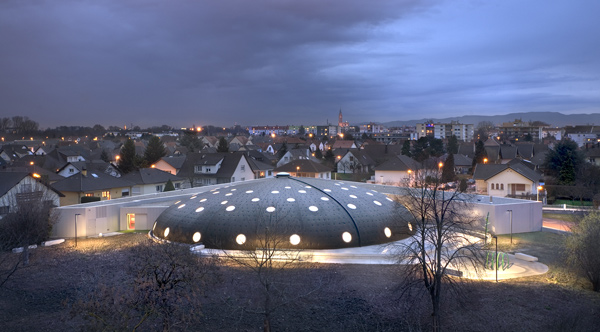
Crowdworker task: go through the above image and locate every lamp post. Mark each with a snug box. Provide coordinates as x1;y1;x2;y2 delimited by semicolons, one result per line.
483;158;488;164
537;185;543;201
507;210;513;244
296;166;300;177
74;214;80;247
492;235;498;282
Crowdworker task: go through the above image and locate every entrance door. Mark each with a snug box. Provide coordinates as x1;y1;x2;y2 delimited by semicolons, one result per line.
127;214;135;230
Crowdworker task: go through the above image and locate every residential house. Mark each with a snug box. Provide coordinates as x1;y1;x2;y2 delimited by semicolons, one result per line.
374;155;419;185
0;144;32;163
445;153;473;174
121;168;184;195
273;159;332;179
177;152;254;187
337;150;376;174
0;172;63;217
330;140;357;150
57;160;120;178
473;160;543;197
585;144;600;166
276;148;312;167
51;170;135;206
154;156;187;175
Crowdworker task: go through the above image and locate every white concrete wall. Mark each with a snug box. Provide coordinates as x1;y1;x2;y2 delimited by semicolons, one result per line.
487;169;535;196
374;170;410;185
472;197;542;235
120;206;169;230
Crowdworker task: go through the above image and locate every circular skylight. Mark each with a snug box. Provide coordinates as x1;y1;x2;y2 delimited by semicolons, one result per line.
308;206;319;212
193;232;201;242
236;234;246;245
290;234;301;245
347;204;356;209
266;206;276;212
342;232;352;243
226;206;235;212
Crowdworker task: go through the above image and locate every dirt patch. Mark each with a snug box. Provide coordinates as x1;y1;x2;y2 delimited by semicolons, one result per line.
1;233;599;331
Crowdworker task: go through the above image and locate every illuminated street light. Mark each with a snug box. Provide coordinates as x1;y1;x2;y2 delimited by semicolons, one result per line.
537;185;543;201
483;158;488;164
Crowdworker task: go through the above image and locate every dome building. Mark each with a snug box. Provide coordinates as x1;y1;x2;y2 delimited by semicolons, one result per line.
151;173;414;250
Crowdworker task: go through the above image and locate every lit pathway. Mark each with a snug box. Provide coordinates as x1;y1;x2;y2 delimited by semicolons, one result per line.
198;236;549;280
542;218;574;233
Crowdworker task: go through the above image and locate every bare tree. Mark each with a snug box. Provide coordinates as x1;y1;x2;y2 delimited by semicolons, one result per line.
0;181;58;287
393;166;483;331
224;211;324;332
75;240;220;331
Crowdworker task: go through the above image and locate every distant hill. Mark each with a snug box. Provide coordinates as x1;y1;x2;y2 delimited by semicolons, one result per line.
380;112;600;128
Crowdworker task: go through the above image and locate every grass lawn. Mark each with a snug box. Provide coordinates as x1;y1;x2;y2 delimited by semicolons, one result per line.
542;212;579;223
552;199;593;206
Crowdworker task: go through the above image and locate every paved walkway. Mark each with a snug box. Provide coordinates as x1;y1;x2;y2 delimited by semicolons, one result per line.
543;218;574;233
200;237;549;280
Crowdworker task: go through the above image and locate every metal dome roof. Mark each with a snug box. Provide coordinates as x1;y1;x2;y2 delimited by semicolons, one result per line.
151;174;413;249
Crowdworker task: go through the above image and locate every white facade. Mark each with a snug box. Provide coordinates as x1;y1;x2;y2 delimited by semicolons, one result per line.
0;176;61;216
434;123;474;141
567;133;599;147
374;170;411;186
476;169;539;197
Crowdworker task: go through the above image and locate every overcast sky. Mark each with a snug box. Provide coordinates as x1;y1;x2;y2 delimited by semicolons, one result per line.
1;0;598;129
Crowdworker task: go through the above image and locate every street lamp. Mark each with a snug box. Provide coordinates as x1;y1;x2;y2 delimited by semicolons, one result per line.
296;166;300;176
483;158;488;164
537;185;543;201
74;214;80;248
507;210;513;244
492;235;498;283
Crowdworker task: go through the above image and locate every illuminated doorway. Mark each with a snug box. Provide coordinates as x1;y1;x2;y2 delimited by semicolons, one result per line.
127;213;135;230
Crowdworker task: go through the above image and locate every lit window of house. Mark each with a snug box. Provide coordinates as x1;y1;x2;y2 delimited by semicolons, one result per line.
102;191;110;199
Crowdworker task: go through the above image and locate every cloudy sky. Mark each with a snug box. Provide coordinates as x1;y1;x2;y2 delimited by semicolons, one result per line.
1;0;598;128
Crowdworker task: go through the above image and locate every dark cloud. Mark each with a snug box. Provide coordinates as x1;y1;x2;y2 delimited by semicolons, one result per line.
0;0;598;128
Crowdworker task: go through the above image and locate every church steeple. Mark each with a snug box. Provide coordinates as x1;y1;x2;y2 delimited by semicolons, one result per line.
338;109;343;126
